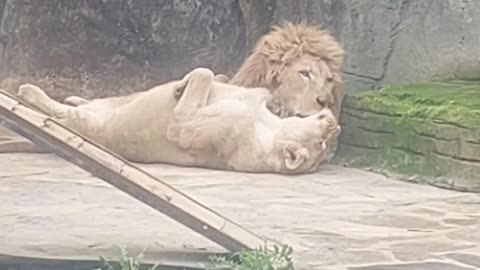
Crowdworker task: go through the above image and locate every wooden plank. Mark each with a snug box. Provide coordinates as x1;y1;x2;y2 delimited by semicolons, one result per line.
0;90;267;252
0;137;49;153
0;125;48;153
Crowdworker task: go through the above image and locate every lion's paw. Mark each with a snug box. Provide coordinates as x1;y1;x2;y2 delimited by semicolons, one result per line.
309;109;337;131
64;96;90;106
17;83;48;106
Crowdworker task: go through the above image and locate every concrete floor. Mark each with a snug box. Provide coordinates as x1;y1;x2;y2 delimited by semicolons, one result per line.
1;153;480;270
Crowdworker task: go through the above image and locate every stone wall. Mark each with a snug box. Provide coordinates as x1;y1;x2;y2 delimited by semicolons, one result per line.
334;81;480;192
0;0;479;99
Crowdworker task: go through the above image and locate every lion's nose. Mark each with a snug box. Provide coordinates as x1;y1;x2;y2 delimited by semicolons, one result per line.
316;94;333;108
316;97;326;107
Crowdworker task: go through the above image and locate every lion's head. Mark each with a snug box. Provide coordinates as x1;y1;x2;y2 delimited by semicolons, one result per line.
276;107;341;173
230;21;344;119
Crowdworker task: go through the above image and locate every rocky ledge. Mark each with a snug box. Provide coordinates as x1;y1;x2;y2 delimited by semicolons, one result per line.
334;80;480;192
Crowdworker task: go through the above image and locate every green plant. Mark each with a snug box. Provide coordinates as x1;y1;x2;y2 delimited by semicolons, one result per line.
208;244;295;270
91;245;295;270
92;247;160;270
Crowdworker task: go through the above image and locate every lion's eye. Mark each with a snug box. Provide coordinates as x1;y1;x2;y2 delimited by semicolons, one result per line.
298;70;311;79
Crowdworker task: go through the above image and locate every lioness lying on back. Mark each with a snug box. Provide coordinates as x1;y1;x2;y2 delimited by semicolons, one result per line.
18;68;340;174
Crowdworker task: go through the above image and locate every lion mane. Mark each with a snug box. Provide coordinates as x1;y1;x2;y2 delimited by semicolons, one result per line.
230;21;344;118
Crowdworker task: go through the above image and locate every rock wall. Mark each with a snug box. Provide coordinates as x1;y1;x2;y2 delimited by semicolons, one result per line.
0;0;479;99
0;0;246;99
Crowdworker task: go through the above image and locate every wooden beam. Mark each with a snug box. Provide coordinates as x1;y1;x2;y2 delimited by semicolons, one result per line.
0;90;267;252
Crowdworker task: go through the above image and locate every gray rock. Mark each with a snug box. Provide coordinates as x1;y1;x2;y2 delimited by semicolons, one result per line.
0;0;479;98
235;0;480;95
0;0;247;99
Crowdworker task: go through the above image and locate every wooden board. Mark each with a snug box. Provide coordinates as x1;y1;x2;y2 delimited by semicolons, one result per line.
0;90;267;252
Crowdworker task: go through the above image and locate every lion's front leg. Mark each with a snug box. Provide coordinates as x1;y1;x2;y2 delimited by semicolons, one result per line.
172;68;215;119
214;74;229;83
167;68;215;147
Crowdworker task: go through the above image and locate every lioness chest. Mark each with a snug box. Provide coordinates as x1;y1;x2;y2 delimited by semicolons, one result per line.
197;97;283;172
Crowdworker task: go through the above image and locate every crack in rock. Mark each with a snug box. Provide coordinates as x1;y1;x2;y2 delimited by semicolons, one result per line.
342;70;381;81
375;0;410;87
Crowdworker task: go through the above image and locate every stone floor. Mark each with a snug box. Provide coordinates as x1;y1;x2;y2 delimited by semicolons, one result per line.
1;153;480;270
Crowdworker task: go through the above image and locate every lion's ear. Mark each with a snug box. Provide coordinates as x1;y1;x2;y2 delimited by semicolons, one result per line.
230;51;282;89
283;143;310;170
265;60;282;89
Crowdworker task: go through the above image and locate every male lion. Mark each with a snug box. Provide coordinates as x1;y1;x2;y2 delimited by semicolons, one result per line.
230;21;344;119
17;68;340;174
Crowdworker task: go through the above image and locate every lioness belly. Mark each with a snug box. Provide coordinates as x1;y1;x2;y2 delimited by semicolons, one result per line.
60;81;274;167
72;84;189;163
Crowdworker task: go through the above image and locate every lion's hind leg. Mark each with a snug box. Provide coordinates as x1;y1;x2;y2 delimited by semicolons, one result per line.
17;83;102;141
17;84;79;122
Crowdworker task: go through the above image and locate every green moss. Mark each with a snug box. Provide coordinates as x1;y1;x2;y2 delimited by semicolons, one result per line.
336;80;480;192
344;81;480;129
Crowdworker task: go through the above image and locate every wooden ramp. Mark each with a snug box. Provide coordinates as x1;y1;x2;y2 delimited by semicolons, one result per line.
0;89;267;254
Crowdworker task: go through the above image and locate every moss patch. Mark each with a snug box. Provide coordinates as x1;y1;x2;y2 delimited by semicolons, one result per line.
334;81;480;192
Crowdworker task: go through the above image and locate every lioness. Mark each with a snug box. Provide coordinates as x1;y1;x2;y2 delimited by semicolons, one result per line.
18;67;340;174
